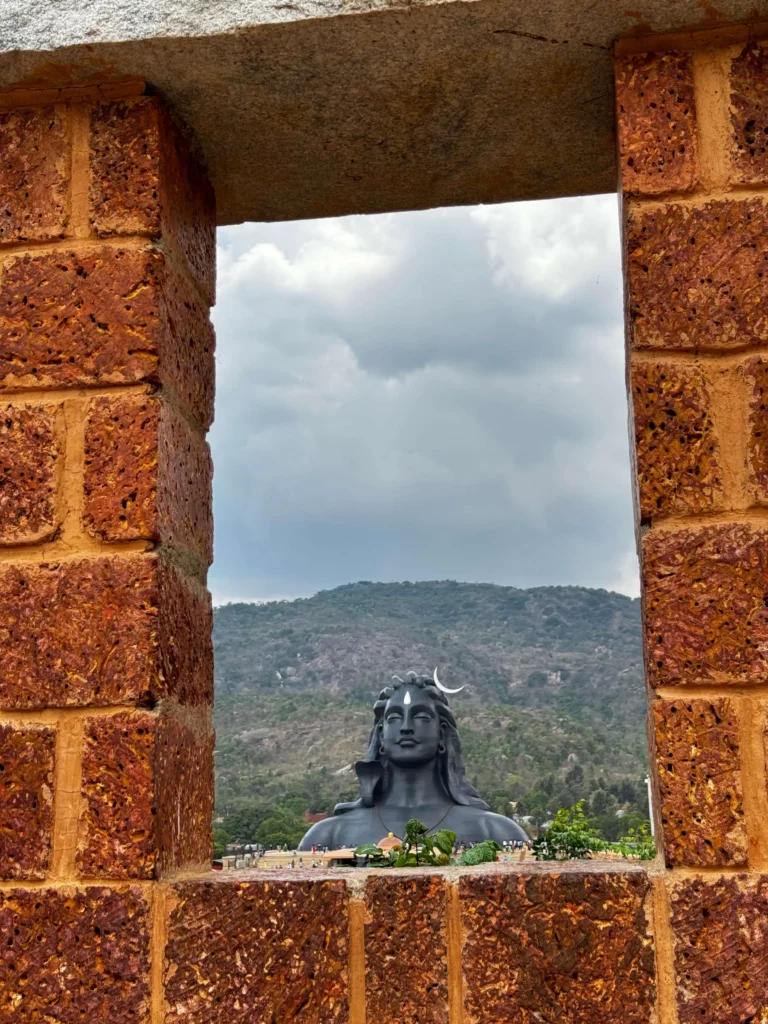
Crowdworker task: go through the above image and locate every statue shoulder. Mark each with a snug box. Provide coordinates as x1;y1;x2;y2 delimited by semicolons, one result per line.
477;811;529;843
298;815;342;851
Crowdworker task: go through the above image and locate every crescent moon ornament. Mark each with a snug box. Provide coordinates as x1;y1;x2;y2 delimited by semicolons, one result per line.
433;668;465;695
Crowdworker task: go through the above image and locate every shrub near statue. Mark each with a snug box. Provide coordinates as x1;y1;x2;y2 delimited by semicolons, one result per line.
299;671;529;850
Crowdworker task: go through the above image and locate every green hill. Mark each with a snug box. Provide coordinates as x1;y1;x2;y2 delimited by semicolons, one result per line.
212;581;650;848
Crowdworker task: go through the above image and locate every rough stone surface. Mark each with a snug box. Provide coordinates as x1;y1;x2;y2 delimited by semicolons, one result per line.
155;712;214;875
83;394;213;561
165;878;348;1022
0;106;68;243
671;874;768;1024
744;357;768;503
365;875;448;1023
730;43;768;184
460;871;654;1024
0;402;62;545
631;361;722;522
643;523;768;687
0;723;55;880
0;247;215;428
0;554;212;708
626;198;768;350
0;885;150;1022
90;97;216;301
614;51;697;195
77;710;213;879
653;698;746;868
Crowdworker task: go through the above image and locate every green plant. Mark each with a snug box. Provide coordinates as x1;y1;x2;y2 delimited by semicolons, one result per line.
532;801;608;860
457;839;501;865
532;802;656;861
355;820;507;867
616;822;656;861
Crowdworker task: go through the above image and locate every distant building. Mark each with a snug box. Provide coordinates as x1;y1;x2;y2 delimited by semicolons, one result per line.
304;811;328;824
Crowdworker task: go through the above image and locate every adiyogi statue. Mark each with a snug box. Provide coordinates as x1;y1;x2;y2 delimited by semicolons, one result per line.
298;670;529;850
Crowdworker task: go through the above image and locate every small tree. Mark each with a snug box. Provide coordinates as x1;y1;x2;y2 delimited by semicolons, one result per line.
532;801;605;860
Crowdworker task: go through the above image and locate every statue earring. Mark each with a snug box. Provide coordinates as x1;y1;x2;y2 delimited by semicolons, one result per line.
438;742;447;754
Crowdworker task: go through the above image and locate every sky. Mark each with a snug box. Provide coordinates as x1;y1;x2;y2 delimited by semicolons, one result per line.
208;194;639;606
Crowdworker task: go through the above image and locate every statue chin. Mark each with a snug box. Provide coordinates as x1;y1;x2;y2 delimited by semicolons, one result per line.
297;672;530;852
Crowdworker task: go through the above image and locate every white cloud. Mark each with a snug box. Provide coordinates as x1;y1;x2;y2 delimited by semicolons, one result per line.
209;196;639;604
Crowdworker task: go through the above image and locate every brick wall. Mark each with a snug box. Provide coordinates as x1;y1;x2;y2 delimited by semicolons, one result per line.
5;36;768;1023
617;34;768;1024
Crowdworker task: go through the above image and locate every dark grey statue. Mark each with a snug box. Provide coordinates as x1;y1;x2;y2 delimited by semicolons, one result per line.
299;671;529;850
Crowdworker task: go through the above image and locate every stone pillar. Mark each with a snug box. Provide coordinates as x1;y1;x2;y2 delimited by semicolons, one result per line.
616;37;768;1023
0;85;215;1017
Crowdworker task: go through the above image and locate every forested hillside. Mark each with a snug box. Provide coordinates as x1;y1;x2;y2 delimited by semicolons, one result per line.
213;581;650;847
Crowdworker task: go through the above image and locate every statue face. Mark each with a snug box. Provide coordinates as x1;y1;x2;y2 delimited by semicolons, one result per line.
380;687;442;766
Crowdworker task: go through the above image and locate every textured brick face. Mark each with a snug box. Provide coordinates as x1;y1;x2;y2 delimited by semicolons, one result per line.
0;886;150;1023
0;724;55;881
77;710;214;879
730;43;768;184
653;698;746;867
460;871;654;1024
744;357;768;503
0;247;215;427
0;106;69;243
0;402;61;545
0;554;212;709
631;361;723;521
89;98;216;301
671;875;768;1024
626;199;768;350
643;524;768;687
615;52;697;195
83;394;213;561
365;875;448;1024
165;878;349;1023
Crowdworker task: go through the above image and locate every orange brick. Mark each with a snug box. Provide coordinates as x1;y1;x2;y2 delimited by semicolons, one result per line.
89;98;216;302
0;106;69;243
653;698;746;867
626;198;768;350
615;51;697;195
642;523;768;687
78;710;213;880
83;395;212;562
0;554;212;709
730;43;768;184
0;886;150;1021
0;247;215;428
166;878;349;1023
0;723;55;880
631;361;723;521
0;402;62;545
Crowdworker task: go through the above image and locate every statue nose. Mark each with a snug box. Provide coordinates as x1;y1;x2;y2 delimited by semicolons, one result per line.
400;724;414;735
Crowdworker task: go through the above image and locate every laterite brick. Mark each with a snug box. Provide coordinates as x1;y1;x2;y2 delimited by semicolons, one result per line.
165;878;349;1023
652;698;746;867
0;247;215;428
730;43;768;184
671;875;768;1024
0;106;69;243
0;554;212;709
0;723;55;881
0;402;62;545
614;51;697;195
83;394;212;562
460;871;654;1024
643;523;768;687
365;875;448;1024
89;97;216;301
631;361;723;521
77;710;213;879
626;198;768;350
0;886;150;1022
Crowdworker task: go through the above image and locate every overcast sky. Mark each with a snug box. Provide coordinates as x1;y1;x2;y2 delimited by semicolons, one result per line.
208;194;639;605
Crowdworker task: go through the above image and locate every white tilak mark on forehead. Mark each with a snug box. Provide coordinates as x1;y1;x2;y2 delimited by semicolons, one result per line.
404;690;412;705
